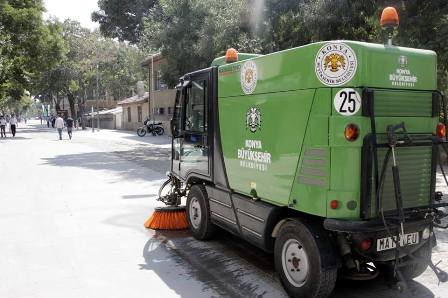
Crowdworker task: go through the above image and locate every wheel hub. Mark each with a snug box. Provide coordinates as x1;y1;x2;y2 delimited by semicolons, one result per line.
189;197;202;229
282;239;309;287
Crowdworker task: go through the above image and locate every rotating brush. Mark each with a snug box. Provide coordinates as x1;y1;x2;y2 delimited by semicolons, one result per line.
144;206;188;230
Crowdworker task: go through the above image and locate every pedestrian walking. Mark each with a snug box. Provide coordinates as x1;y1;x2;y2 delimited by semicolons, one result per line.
51;116;56;128
55;114;64;140
0;115;6;138
66;117;74;140
10;114;17;137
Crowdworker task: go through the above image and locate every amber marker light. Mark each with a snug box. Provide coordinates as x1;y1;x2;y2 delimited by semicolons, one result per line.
344;124;360;142
437;123;446;138
380;7;399;28
225;48;238;63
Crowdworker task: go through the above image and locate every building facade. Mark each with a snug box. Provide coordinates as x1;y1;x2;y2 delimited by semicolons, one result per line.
117;92;149;131
141;54;176;135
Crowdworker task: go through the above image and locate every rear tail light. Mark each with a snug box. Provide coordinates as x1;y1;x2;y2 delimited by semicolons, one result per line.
344;124;359;142
360;239;372;251
330;200;339;209
436;123;446;138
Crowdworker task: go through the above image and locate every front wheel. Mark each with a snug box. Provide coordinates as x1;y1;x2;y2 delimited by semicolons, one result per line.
274;220;337;298
137;127;146;137
186;185;216;240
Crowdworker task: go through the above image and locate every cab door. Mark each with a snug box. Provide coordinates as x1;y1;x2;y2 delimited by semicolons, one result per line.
171;70;212;180
171;89;183;175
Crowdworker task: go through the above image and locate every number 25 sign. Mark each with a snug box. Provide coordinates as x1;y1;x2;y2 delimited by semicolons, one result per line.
334;88;361;116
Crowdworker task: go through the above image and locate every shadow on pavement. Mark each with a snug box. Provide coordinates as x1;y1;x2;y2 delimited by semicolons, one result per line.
122;134;171;145
41;151;164;182
122;194;157;199
141;230;283;298
142;229;436;298
16;128;54;134
333;278;434;298
111;145;170;175
0;136;30;140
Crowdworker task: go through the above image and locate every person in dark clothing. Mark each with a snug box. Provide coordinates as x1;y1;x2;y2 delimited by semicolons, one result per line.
10;114;17;137
0;115;6;138
51;116;56;128
66;117;74;139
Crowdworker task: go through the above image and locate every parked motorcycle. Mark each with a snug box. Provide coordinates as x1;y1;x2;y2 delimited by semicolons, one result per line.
137;118;164;137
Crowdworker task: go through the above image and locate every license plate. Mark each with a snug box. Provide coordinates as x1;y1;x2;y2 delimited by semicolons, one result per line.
377;232;419;252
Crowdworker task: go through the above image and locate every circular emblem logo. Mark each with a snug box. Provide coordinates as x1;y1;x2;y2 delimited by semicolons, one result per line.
240;61;258;94
315;43;357;87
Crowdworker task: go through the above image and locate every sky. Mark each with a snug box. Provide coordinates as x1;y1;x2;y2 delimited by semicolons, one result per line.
43;0;99;30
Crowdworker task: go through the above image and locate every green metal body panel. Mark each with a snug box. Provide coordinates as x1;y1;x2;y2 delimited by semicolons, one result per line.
216;40;438;220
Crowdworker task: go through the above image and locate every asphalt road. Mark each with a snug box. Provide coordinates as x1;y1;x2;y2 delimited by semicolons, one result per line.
0;120;447;298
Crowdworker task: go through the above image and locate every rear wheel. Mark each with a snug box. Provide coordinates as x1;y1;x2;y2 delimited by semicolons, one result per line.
137;127;146;137
186;185;216;240
155;126;164;136
380;241;432;280
401;241;431;279
274;220;337;298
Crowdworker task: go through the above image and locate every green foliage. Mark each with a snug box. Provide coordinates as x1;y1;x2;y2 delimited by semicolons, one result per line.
140;0;261;87
0;0;65;108
92;0;156;44
35;20;146;118
136;0;448;92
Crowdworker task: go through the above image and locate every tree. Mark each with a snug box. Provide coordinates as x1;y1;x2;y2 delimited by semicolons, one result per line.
92;0;156;44
0;0;65;105
34;19;146;127
100;0;447;93
140;0;260;86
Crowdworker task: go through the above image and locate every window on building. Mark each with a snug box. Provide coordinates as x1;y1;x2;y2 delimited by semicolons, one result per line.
157;107;165;115
137;106;142;122
154;69;167;91
168;107;173;115
127;107;131;122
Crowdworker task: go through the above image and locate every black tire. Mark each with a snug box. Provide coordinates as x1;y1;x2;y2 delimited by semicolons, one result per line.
401;241;431;279
137;127;146;137
274;220;337;298
186;185;217;240
379;240;432;280
155;126;164;136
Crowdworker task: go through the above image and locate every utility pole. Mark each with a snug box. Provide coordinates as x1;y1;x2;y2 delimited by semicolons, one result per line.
96;64;100;131
151;55;155;126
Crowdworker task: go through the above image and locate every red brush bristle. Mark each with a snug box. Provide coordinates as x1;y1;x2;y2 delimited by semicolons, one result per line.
144;208;188;230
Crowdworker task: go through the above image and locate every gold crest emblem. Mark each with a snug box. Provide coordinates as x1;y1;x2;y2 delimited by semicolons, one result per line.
245;69;253;84
240;60;258;94
324;53;346;72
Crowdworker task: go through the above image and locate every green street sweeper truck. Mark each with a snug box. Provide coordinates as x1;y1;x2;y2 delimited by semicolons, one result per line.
153;6;448;298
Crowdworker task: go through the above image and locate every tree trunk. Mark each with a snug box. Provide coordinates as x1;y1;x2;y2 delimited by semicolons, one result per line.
67;92;76;120
55;94;62;114
79;89;86;130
